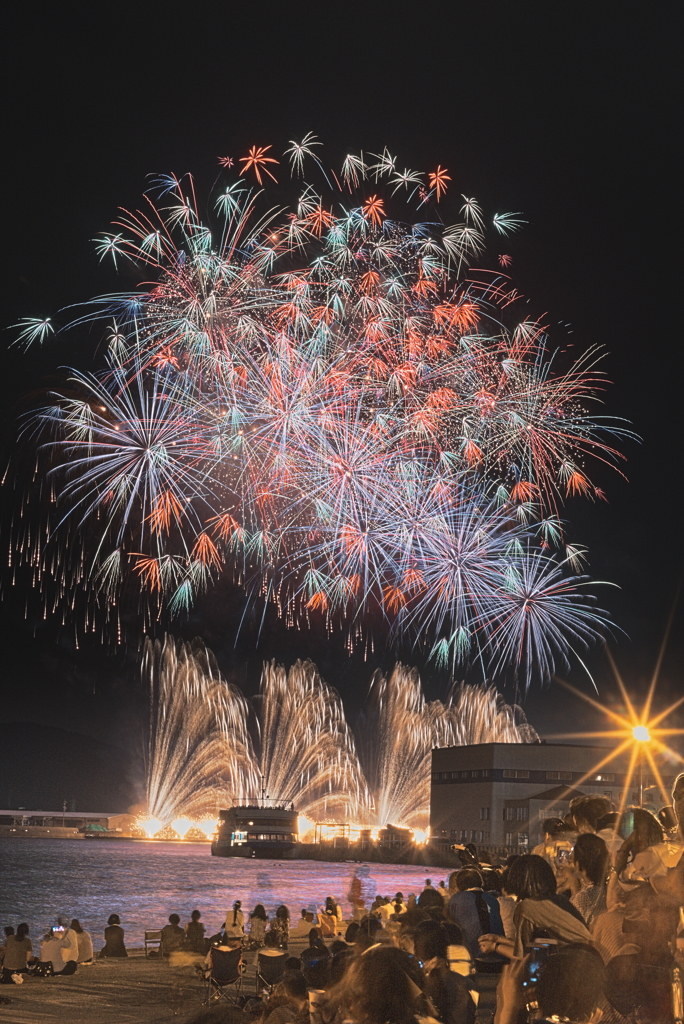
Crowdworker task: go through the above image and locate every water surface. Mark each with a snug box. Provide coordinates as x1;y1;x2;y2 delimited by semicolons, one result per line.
0;838;444;946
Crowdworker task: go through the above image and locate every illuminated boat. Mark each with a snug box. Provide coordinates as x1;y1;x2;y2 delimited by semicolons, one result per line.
211;801;298;858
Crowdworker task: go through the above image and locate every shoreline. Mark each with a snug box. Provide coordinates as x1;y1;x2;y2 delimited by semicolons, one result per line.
0;832;463;868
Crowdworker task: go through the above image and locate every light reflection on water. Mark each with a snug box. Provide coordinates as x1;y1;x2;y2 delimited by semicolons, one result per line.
0;839;445;947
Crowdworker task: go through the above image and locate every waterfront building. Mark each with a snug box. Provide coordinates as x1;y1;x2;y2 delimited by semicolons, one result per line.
430;742;674;850
0;809;134;838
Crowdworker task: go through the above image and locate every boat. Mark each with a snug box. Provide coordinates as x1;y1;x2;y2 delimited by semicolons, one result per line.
211;800;298;859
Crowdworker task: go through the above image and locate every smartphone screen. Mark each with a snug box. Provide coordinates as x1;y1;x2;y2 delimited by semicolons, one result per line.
523;942;558;987
554;841;573;866
619;810;636;840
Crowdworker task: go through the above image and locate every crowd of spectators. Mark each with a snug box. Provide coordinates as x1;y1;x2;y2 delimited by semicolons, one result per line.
240;780;684;1024
4;779;684;1021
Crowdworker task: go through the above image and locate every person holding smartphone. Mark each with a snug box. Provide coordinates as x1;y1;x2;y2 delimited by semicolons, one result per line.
611;806;682;900
56;916;79;974
478;854;591;962
569;833;610;930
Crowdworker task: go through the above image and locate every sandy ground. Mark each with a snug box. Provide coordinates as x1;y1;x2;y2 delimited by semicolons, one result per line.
0;941;498;1024
0;948;253;1024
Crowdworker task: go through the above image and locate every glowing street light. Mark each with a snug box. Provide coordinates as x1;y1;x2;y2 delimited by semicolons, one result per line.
546;627;684;814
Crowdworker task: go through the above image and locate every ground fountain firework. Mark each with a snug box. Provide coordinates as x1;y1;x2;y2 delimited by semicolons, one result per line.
144;635;537;832
11;135;631;684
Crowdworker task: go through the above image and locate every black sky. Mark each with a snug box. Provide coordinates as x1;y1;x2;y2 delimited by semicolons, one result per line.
1;5;681;810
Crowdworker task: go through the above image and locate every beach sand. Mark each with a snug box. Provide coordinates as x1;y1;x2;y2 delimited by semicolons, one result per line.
0;938;497;1023
0;947;260;1024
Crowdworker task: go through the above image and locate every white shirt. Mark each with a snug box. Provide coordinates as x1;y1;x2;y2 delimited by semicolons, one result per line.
61;927;79;963
224;909;245;935
377;903;394;922
497;895;517;940
597;828;624;864
77;930;94;962
621;841;684;883
40;936;70;972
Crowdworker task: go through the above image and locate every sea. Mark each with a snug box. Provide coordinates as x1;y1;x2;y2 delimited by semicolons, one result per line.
0;838;444;947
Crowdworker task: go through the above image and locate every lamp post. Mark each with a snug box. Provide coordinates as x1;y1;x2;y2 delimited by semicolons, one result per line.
632;725;650;807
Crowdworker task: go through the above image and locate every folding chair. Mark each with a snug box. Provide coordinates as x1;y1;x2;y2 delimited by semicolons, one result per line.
255;951;288;995
144;930;162;957
203;946;244;1005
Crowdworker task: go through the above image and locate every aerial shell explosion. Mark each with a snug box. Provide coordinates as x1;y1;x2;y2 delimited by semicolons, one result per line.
11;135;630;684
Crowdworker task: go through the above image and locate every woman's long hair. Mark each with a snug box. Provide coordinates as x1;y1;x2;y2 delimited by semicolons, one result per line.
70;919;84;934
251;903;268;921
333;945;428;1024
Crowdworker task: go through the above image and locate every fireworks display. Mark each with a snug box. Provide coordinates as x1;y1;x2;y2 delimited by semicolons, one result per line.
144;635;537;831
10;136;630;684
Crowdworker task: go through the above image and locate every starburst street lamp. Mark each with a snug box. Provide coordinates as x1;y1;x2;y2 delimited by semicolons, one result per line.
547;640;684;813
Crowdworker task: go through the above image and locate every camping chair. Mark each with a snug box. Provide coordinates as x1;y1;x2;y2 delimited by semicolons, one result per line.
256;951;288;995
203;946;244;1005
144;930;162;957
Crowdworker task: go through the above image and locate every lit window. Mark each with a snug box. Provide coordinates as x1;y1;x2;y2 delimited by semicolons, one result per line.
504;769;530;778
480;807;490;820
504;807;516;821
516;807;528;821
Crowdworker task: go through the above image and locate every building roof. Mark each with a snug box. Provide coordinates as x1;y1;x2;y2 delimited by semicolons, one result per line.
436;741;621;753
525;786;587;802
0;809;127;818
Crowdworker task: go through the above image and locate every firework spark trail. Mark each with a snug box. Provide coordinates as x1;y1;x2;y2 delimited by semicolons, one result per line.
145;640;536;831
145;635;260;822
11;137;632;684
258;660;371;822
356;664;537;830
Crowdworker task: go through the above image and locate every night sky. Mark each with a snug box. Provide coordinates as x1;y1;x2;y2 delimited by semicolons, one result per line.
1;6;681;812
